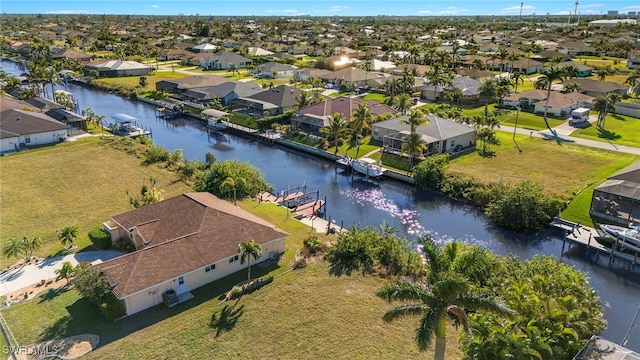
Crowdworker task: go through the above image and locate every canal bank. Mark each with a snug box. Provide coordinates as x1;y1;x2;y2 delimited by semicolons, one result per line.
3;58;640;350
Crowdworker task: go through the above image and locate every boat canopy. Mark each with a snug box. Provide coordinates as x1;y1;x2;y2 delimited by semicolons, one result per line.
111;113;138;123
358;157;378;164
202;109;230;119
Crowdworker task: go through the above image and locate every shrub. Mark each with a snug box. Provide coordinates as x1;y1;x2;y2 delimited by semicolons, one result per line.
413;153;449;190
74;267;112;304
99;293;125;320
88;228;111;250
303;236;324;255
144;145;170;164
114;238;135;253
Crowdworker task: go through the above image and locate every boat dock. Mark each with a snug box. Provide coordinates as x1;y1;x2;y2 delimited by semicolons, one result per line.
551;217;640;268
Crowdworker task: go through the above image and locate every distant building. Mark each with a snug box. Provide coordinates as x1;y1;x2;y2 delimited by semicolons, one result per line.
589;19;638;27
607;10;619;17
629;11;637;17
85;60;150;77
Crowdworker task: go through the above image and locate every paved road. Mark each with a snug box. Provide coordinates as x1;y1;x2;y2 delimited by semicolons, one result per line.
0;250;123;296
498;115;640;156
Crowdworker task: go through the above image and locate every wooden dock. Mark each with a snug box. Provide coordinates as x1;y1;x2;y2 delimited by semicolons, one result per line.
551;217;640;268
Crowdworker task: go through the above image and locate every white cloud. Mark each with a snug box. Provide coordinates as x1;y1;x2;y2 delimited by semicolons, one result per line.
581;3;604;9
417;10;433;14
623;5;640;11
501;4;535;15
150;5;160;8
282;9;299;14
554;10;571;15
45;10;93;14
314;5;350;13
438;7;468;15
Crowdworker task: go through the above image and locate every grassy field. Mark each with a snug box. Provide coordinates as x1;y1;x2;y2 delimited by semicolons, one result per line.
0;139;464;359
0;136;192;269
460;105;565;130
570;114;640;148
93;71;187;92
448;131;638;225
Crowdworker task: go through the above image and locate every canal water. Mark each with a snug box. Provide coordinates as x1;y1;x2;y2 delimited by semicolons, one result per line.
3;59;640;350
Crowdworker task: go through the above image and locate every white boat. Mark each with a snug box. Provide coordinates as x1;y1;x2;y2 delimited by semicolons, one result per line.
202;109;230;130
599;223;640;248
111;113;150;138
349;157;386;178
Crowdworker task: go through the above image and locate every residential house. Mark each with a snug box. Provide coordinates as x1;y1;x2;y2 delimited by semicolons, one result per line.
293;97;397;135
157;48;193;62
628;55;640;69
501;89;593;116
373;114;476;156
507;58;544;75
455;68;494;81
45;108;90;132
590;160;640;225
246;47;274;57
543;61;594;78
318;66;393;88
228;85;303;117
422;76;482;103
51;48;92;62
561;79;629;98
256;62;299;78
180;81;263;105
293;68;333;81
558;41;602;57
100;192;288;316
0;108;68;154
85;60;150;77
200;51;252;70
531;50;572;62
190;43;217;53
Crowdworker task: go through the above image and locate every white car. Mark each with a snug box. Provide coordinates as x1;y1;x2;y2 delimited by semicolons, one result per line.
324;83;334;89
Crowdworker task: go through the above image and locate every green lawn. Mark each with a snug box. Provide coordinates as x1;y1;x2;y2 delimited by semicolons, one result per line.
0;137;192;269
448;132;638;226
362;93;389;103
329;136;380;158
0;138;464;359
460;105;565;130
93;72;187;92
570;114;640;148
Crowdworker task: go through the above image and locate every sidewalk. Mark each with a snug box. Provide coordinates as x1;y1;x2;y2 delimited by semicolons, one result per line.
0;250;123;296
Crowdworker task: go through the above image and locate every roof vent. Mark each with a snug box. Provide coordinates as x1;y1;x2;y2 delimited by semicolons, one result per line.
16;116;21;121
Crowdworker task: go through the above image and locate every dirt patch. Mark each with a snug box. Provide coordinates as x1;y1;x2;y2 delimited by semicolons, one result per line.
13;334;99;360
4;277;69;304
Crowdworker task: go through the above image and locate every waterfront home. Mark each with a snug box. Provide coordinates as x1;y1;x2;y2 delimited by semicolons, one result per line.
228;85;303;117
51;48;92;62
372;114;476;156
590;160;640;226
0;108;67;154
85;60;150;77
100;192;288;316
180;81;263;106
293;97;397;135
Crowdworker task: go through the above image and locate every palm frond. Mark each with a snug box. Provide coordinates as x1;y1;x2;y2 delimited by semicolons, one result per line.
415;309;443;352
382;304;430;323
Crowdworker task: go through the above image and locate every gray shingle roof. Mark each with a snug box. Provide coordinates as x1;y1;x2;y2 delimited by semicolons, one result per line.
0;109;67;138
374;114;476;140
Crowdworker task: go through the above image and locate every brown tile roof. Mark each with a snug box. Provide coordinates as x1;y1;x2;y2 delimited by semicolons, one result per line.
99;193;288;298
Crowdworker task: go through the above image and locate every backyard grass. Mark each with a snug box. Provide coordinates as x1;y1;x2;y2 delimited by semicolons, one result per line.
448;131;638;226
362;93;389;103
329;136;380;158
93;71;187;92
570;114;640;148
0;139;464;359
0;136;191;269
460;104;565;130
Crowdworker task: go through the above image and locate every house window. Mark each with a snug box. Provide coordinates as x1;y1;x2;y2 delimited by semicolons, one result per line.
24;135;31;144
205;264;216;272
229;254;239;263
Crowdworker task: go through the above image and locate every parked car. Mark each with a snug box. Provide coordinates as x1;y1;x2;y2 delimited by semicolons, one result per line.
324;83;334;89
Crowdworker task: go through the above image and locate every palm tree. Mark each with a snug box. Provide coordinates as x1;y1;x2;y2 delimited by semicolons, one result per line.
220;176;246;206
55;261;76;282
238;239;262;281
58;226;79;248
23;236;42;261
295;90;312;109
538;66;566;133
320;113;351;154
393;93;413;115
563;82;581;93
401;132;427;169
564;65;580;79
401;108;428;134
510;71;524;93
351;102;373;158
624;70;640;94
478;78;498;117
2;238;27;261
593;93;621;129
377;238;514;359
497;47;509;72
595;67;609;82
507;53;520;74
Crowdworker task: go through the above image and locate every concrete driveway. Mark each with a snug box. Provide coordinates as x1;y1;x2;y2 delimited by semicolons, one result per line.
0;250;123;296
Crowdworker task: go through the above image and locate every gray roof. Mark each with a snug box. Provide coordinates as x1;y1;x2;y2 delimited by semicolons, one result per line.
374;114;476;140
260;62;298;73
0;109;67;138
423;76;481;96
247;85;302;108
184;81;263;100
595;160;640;200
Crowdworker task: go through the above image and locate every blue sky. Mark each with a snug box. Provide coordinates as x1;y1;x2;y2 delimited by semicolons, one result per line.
1;0;639;17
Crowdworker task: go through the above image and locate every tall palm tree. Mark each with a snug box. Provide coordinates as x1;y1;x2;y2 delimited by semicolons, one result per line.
2;238;27;261
220;176;246;206
351;102;373;158
538;66;566;133
23;236;42;261
320;112;351;154
393;93;413;115
564;65;579;79
510;71;524;93
377;238;514;359
497;48;509;72
295;90;312;109
401;132;427;169
507;52;520;74
238;239;262;281
624;70;640;94
593;93;621;129
401;108;428;134
58;225;79;248
595;67;609;82
478;78;498;117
